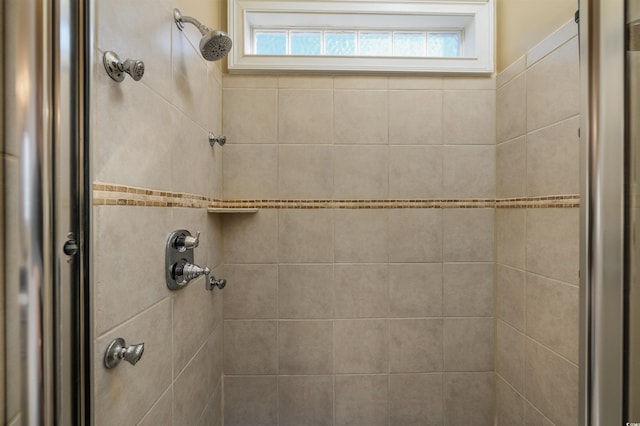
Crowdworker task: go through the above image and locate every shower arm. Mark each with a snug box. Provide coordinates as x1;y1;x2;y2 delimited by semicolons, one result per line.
174;9;210;36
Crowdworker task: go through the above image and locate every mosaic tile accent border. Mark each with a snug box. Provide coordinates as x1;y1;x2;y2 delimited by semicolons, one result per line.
93;183;580;209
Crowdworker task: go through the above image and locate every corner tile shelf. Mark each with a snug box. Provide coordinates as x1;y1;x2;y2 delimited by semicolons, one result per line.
207;207;258;214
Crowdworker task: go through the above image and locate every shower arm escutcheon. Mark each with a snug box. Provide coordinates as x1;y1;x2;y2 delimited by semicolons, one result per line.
103;51;145;82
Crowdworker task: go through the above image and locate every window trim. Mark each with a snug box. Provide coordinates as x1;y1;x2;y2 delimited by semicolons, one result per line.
227;0;495;74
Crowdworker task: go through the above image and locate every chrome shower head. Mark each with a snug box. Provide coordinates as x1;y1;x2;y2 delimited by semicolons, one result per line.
173;8;232;61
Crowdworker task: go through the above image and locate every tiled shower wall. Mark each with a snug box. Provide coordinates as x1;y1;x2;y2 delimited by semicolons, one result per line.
221;75;497;425
90;0;225;424
495;21;580;426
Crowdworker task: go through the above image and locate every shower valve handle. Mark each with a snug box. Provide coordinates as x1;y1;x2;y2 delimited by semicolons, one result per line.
122;58;145;81
175;231;200;252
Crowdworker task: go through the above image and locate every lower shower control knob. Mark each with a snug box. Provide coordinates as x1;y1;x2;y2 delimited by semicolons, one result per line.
104;338;145;369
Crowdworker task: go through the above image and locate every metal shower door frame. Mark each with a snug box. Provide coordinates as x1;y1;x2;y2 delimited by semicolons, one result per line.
3;0;91;423
579;0;626;424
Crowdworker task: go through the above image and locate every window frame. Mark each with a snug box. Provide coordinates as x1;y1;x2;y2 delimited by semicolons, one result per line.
227;0;495;74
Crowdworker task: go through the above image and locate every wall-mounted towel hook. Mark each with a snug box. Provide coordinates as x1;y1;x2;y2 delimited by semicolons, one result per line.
103;51;145;82
208;132;226;146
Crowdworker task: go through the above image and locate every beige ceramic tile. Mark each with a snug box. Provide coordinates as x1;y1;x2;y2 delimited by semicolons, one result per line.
527;22;578;67
334;90;389;144
389;90;443;145
526;208;579;285
223;75;278;88
527;116;580;196
443;91;495;145
209;325;224;390
278;76;333;89
94;300;172;426
389;374;444;425
94;207;172;336
443;209;494;262
389;76;443;90
93;72;174;188
525;339;579;426
334;209;388;263
172;27;213;130
278;376;334;426
497;56;526;88
526;273;579;363
222;88;278;143
333;145;389;198
443;145;495;198
527;38;580;132
524;402;555;426
497;265;526;331
222;144;278;198
334;76;388;90
496;208;526;269
278;264;334;319
172;274;218;376
389;209;443;262
443;76;496;90
335;375;388;426
496;376;524;426
223;264;278;319
389;263;443;318
223;376;278;426
278;320;333;374
223;320;278;374
96;0;172;100
389;146;443;198
279;209;334;263
171;112;217;197
173;341;213;426
335;264;389;318
278;144;333;198
390;319;444;373
137;387;172;426
223;210;278;264
497;73;526;143
496;135;527;198
197;383;222;426
443;263;494;317
443;372;495;426
335;320;389;374
443;318;494;371
496;320;525;393
279;90;334;143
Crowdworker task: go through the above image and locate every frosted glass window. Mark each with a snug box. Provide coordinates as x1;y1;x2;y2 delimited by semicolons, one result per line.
360;32;392;56
427;32;461;57
393;32;426;57
291;31;322;55
255;31;287;54
326;32;356;56
230;0;495;73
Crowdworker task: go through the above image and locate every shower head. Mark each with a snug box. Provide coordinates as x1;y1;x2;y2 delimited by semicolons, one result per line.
173;8;232;61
